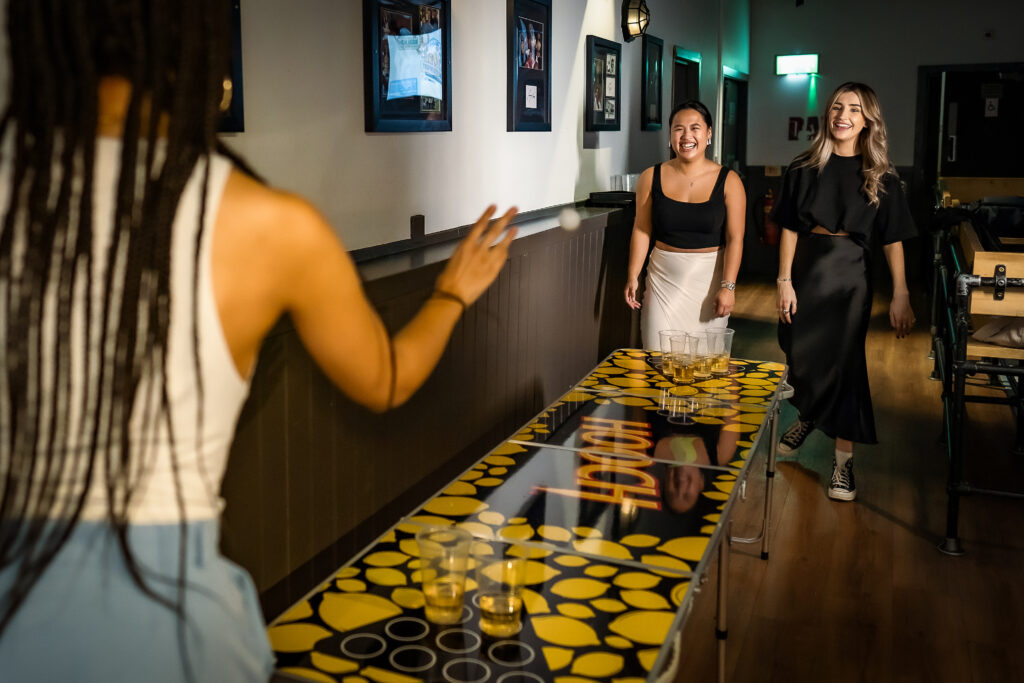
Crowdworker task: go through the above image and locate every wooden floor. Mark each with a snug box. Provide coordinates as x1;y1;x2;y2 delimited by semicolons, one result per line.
672;275;1024;683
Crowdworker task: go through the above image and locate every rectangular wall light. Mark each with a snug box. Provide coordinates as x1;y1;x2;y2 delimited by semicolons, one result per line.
775;54;818;75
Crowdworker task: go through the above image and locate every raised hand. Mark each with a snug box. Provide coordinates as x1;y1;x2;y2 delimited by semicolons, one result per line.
434;205;518;306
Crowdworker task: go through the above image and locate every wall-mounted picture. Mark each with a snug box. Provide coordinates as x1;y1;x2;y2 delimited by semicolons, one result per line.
363;0;452;132
506;0;551;132
586;35;621;131
641;33;663;130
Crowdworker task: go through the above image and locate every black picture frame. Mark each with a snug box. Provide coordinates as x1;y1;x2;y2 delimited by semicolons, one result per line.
506;0;551;132
363;0;453;132
218;0;245;133
640;34;663;131
585;35;621;132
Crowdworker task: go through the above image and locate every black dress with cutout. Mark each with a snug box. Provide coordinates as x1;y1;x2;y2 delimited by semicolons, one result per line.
773;154;916;443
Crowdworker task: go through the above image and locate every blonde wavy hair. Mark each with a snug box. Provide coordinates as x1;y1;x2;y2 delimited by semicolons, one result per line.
795;82;895;206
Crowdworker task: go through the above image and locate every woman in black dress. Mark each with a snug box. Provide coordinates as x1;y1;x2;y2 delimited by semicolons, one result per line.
773;82;916;501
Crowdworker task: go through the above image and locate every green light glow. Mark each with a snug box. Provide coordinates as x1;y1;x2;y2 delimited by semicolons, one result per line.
808;74;818;113
775;54;818;75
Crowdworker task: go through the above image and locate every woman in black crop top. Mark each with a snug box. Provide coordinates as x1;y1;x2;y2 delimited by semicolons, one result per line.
772;82;916;503
624;100;746;348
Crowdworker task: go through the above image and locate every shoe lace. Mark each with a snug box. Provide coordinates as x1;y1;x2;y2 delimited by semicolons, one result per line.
785;420;813;442
832;460;854;489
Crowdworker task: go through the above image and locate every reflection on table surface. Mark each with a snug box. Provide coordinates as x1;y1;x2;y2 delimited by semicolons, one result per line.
268;350;785;682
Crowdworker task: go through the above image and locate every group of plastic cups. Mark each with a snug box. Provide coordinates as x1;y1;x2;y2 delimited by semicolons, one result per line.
415;526;527;638
656;328;734;424
658;328;735;384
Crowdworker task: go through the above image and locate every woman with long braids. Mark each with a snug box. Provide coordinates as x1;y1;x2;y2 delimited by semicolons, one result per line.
0;2;516;680
774;82;916;501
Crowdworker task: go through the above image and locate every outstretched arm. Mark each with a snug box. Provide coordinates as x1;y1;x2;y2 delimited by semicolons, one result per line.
214;170;517;412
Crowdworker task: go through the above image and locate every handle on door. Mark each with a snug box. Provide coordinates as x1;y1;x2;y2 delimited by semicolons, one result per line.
946;135;957;163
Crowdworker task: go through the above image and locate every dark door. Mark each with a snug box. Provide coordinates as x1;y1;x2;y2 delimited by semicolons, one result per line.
722;76;748;174
941;68;1024;177
671;51;700;110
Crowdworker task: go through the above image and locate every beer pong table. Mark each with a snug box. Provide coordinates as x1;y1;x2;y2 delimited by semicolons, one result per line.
269;349;787;683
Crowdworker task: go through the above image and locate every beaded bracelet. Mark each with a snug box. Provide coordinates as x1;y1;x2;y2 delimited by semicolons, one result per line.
776;277;792;284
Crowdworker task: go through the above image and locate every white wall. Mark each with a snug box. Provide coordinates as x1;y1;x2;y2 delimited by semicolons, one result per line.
748;0;1024;167
228;0;749;249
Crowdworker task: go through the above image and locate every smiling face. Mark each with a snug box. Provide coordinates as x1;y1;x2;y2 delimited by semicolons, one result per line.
828;90;867;154
670;108;711;161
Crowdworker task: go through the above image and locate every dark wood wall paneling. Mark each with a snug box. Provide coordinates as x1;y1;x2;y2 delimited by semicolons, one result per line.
219;207;636;619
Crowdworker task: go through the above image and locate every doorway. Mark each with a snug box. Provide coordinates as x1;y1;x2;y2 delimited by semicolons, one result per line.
671;47;701;111
914;63;1024;200
722;69;748;175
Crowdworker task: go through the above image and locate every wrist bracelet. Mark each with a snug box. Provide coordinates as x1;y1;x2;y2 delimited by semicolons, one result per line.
720;280;736;291
776;277;792;284
432;289;467;312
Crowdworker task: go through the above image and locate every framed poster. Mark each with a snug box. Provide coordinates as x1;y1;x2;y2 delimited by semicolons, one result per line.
585;35;621;131
506;0;551;131
363;0;453;132
640;33;663;131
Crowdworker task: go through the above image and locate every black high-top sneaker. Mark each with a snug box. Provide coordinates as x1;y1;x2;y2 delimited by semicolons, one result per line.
778;418;814;454
828;454;856;501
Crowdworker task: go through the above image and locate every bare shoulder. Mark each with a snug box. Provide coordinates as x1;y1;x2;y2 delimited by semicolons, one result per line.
724;168;745;192
636;165;656;192
219;169;336;256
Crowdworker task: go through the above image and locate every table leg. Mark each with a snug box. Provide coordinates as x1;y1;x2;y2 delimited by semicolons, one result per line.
716;520;730;683
761;403;779;561
731;401;779;556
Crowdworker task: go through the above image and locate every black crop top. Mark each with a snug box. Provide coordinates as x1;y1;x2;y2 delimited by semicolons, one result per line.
772;153;916;245
651;164;729;249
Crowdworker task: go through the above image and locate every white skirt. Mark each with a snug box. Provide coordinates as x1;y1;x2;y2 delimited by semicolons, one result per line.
641;247;728;349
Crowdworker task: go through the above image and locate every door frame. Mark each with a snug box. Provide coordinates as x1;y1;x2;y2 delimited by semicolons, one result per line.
722;66;748;175
913;62;1024;201
672;46;702;109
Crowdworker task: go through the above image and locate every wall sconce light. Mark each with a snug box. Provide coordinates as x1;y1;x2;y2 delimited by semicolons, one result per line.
621;0;650;43
775;54;819;75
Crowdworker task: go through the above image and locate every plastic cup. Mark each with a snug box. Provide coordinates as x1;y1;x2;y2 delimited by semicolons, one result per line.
669;333;695;384
708;328;735;375
658;329;685;377
689;331;712;379
474;544;527;638
416;525;472;625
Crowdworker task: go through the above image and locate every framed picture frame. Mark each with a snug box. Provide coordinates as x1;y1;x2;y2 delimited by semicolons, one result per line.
585;35;621;131
363;0;453;132
218;0;245;133
640;33;663;131
506;0;551;132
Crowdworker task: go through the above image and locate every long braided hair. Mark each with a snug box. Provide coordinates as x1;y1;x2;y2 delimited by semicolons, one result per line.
0;0;234;641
